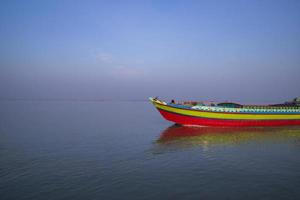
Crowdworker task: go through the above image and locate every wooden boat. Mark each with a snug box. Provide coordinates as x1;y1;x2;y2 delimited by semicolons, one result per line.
149;97;300;127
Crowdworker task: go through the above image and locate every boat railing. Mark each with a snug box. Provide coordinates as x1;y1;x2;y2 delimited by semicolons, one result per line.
190;105;300;113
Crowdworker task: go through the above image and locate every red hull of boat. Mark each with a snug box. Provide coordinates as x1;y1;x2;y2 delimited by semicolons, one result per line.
158;108;300;127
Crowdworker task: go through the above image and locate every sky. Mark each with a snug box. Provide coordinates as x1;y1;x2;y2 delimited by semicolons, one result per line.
0;0;300;103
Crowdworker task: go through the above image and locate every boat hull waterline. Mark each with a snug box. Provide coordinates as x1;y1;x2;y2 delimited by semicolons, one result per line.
150;97;300;127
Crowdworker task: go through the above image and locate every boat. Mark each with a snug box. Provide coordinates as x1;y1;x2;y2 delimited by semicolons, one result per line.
149;97;300;127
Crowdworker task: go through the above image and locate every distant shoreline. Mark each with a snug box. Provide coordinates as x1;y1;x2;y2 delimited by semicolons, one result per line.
0;98;148;102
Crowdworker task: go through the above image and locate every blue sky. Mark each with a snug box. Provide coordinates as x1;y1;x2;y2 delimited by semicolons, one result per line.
1;0;300;103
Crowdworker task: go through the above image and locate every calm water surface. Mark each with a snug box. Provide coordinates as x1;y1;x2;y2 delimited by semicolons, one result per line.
1;101;300;200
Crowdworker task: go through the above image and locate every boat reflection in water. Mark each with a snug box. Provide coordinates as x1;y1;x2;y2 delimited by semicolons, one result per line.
156;125;300;149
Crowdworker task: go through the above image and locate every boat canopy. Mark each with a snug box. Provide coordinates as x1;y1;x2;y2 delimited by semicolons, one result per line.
217;102;242;108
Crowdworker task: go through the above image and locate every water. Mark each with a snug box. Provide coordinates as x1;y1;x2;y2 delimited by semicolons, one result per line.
1;101;300;200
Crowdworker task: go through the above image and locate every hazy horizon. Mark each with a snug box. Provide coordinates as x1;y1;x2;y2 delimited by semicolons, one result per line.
1;0;300;104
